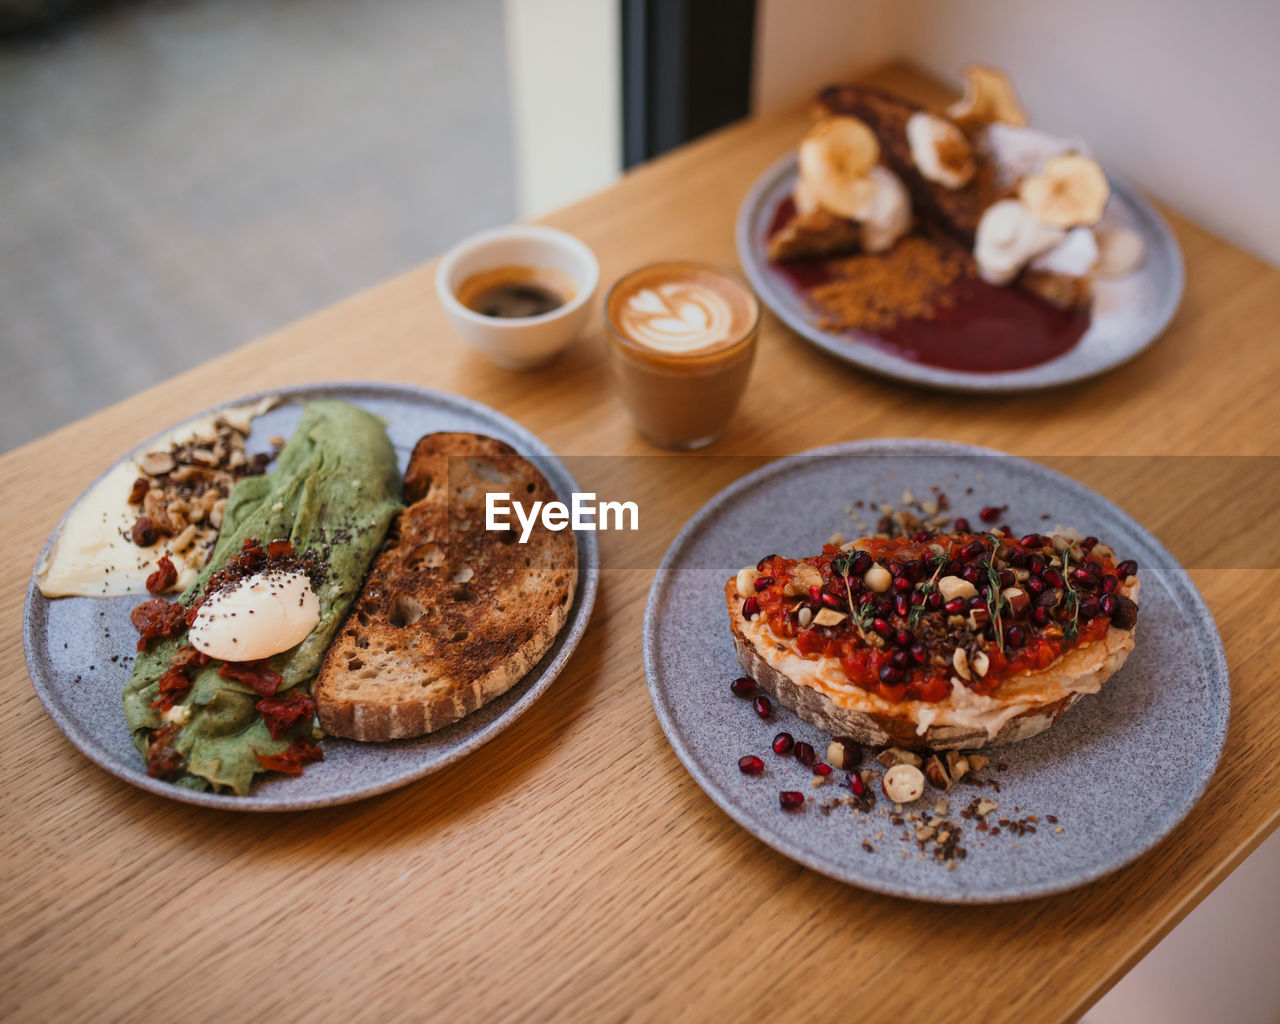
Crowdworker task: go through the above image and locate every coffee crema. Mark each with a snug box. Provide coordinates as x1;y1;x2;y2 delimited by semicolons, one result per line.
455;265;576;319
605;261;760;450
607;264;756;356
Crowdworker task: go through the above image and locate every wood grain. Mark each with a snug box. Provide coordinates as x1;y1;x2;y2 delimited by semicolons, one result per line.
2;63;1277;1024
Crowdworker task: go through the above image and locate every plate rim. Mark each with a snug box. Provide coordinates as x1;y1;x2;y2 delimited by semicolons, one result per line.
643;438;1229;902
23;380;600;812
735;150;1186;393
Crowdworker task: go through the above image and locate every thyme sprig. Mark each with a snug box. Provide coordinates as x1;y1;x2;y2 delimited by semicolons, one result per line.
1060;546;1081;643
831;551;874;644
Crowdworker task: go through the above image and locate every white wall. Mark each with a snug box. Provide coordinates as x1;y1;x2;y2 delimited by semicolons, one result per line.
752;0;1280;266
503;0;620;217
753;0;902;115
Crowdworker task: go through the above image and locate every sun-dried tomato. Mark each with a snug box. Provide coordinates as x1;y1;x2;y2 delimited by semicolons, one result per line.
267;538;295;559
146;554;179;594
148;645;210;712
218;658;283;696
145;725;185;780
254;736;323;776
255;693;316;739
149;665;193;712
130;598;189;651
170;644;210;671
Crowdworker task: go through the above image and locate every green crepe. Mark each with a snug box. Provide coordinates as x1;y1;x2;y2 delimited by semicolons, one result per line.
122;400;401;794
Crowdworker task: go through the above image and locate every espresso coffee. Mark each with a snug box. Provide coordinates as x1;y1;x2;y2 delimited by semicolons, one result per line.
456;265;576;320
605;261;760;450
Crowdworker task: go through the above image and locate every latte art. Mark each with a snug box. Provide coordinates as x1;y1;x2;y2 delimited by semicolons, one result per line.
618;283;735;354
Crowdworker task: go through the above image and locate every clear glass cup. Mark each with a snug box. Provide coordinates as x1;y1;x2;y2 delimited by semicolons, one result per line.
604;260;761;450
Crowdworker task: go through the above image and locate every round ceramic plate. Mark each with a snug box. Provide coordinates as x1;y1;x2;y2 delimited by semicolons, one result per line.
644;439;1227;902
24;382;599;811
736;152;1184;392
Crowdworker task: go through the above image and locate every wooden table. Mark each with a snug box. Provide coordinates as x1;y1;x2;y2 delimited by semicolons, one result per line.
2;64;1277;1023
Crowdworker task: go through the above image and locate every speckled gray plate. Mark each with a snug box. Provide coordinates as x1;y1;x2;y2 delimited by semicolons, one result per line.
644;439;1227;902
736;152;1184;392
24;382;599;811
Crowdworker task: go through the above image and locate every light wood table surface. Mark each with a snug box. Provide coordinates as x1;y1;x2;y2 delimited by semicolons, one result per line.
2;64;1278;1023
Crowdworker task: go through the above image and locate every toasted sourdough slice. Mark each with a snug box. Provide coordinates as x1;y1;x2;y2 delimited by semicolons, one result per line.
726;535;1139;751
315;432;577;741
812;84;1007;245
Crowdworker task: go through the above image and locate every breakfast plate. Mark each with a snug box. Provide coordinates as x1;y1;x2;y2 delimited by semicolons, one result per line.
643;439;1227;901
736;152;1184;393
23;382;599;811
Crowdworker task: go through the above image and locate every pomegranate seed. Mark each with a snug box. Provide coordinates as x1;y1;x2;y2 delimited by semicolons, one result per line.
849;773;866;796
753;695;772;719
878;664;903;684
872;617;894;638
742;596;760;619
821;592;842;609
979;505;1002;522
858;592;875;606
891;649;908;669
960;564;981;584
794;741;816;766
913;530;931;543
998;568;1015;588
1006;625;1025;647
978;585;991;599
1072;567;1097;586
944;597;967;613
953;517;971;532
1043;568;1065;588
727;675;752;701
1099;593;1118;616
1085;560;1104;577
739;755;764;775
959;540;985;562
757;554;778;571
772;732;794;755
754;575;775;591
809;585;822;603
849;550;872;574
909;643;928;664
1116;559;1138;577
911;591;925;606
892;576;912;592
1081;536;1098;550
1019;534;1041;548
779;790;805;810
813;762;833;777
1079;596;1102;618
926;591;942;609
895;629;912;648
1026;576;1045;595
1101;574;1119;594
889;562;905;578
894;593;910;617
1032;606;1050;626
1029;554;1046;574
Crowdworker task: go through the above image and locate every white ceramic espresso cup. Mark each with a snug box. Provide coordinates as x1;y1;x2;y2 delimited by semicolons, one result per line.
436;225;599;370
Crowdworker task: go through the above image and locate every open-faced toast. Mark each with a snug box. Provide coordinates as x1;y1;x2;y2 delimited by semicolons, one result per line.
314;432;577;741
726;528;1138;751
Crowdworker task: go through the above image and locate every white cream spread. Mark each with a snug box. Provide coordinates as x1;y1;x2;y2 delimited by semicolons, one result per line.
189;570;320;661
34;398;275;598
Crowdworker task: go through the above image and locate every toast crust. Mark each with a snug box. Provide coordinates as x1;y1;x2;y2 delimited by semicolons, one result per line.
725;577;1136;751
315;433;577;741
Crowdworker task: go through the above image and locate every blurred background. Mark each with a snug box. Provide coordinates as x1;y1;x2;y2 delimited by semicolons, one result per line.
2;5;1277;1013
3;0;1277;453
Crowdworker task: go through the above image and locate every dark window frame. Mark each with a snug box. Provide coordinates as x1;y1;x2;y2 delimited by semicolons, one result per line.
621;0;758;168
